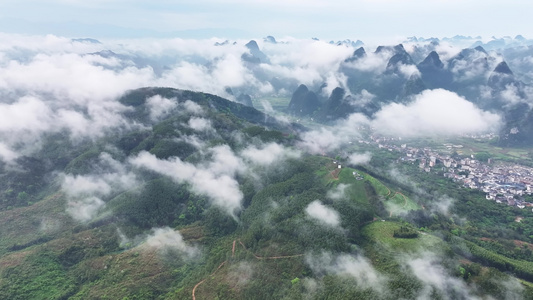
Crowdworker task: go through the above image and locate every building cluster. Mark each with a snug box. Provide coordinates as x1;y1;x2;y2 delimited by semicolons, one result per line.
361;136;533;209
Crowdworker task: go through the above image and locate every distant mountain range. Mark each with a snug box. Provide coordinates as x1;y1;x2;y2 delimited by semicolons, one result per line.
27;34;533;146
271;40;533;146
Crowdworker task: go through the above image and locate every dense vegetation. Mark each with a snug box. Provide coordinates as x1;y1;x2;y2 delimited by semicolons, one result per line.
0;88;532;299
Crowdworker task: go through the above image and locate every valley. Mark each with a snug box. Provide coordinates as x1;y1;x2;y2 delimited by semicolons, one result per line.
2;33;533;299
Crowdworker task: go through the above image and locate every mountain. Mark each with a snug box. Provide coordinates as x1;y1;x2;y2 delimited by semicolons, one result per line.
6;34;533;299
344;46;366;63
264;36;277;44
418;51;444;71
1;86;533;299
71;38;101;44
329;39;364;47
0;87;308;299
401;74;426;98
341;44;426;104
488;61;524;96
241;40;269;64
385;44;415;74
287;84;321;116
417;51;453;89
407;40;440;63
236;93;254;108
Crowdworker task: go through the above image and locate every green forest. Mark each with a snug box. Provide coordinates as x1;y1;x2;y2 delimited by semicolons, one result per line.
0;88;532;299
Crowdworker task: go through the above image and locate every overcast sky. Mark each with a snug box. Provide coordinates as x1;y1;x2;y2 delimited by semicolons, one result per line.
0;0;530;41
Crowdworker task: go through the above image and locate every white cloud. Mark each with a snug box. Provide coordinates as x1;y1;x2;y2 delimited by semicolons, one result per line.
434;42;462;63
129;145;245;218
66;196;105;222
207;145;246;176
182;100;204;115
405;253;479;300
398;63;420;78
305;200;341;227
322;72;349;96
144;227;198;258
187;117;212;131
260;39;353;88
146;95;178;121
449;51;501;82
430;195;455;216
349;89;376;107
62;153;138;197
372;89;501;137
344;49;393;73
306;251;386;293
241;143;300;166
297;113;369;155
62;152;139;222
0;142;18;163
348;152;372;165
158;54;263;96
62;175;112;197
298;128;345;154
0;53;154;103
0;96;54;134
326;183;350;200
227;262;254;288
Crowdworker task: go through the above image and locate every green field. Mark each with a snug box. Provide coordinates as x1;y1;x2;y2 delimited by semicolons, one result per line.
363;175;391;197
402;136;533;165
362;221;444;253
385;192;420;216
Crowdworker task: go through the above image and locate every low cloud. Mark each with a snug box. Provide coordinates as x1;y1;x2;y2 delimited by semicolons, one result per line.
39;217;63;234
450;50;501;82
117;228;131;248
398;64;421;78
326;183;350;200
321;72;349;97
227;262;254;288
0;142;18;163
182;100;204;115
144;227;198;259
405;253;478;300
187;117;212;131
348;151;372;165
372;89;501;137
241;143;300;166
63;175;113;197
62;153;139;197
262;39;353;87
129;145;245;218
430;195;455;216
306;251;386;293
146;95;178;121
344;49;393;73
62;152;139;222
298;128;345;154
297;113;369;155
66;196;105;222
305;200;341;228
349;89;376;107
159;56;254;96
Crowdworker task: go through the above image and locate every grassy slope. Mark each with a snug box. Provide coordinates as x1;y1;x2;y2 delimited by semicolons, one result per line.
362;221;444;254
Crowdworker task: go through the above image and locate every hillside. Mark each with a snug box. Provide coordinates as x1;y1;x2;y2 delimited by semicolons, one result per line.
0;88;532;299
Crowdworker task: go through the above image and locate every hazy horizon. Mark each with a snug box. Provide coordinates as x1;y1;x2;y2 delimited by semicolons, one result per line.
0;0;530;40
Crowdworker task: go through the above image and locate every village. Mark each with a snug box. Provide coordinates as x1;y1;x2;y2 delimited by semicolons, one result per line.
360;135;533;209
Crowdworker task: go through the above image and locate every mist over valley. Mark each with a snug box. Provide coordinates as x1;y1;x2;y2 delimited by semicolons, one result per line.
2;28;533;299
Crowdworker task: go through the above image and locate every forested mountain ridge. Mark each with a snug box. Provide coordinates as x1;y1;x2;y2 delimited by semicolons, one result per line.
0;87;532;299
